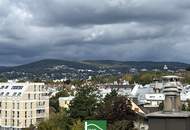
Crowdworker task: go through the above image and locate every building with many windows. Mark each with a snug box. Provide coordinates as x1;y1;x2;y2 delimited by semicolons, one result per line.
0;82;49;130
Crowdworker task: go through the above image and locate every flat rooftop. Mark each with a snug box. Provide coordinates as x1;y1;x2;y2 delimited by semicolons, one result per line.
147;111;190;118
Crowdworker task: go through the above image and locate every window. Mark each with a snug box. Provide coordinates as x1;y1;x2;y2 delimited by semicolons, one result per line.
5;86;8;89
34;94;36;99
42;85;45;91
17;111;19;118
39;85;41;91
11;86;23;89
0;92;4;96
36;109;45;114
17;103;19;109
17;92;21;96
34;85;36;91
5;102;7;109
12;92;17;96
0;86;4;89
13;102;15;109
28;94;30;100
25;120;27;127
0;102;1;107
12;119;14;126
12;111;15;117
30;103;32;109
25;103;27;109
38;94;41;100
5;92;9;96
17;120;19;126
5;119;7;125
5;111;7;117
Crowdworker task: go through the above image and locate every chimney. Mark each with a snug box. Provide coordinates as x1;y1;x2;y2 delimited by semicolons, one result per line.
163;82;181;112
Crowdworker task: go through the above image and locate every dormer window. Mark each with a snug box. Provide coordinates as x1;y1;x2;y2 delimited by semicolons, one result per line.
12;92;17;96
0;92;4;96
17;92;22;96
11;86;23;90
5;92;9;96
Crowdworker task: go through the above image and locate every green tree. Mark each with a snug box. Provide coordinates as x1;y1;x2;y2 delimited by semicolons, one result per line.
69;84;100;120
182;104;187;111
38;111;72;130
158;102;164;111
122;74;134;84
108;120;135;130
71;119;84;130
0;75;8;82
103;89;118;102
97;92;136;123
23;124;36;130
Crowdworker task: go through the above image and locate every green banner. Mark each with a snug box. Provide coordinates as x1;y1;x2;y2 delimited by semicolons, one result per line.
84;120;107;130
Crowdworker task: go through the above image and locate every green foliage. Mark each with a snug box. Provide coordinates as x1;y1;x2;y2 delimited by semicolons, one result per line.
103;89;118;103
38;112;72;130
97;90;136;129
122;71;171;85
97;91;136;124
38;87;138;130
122;74;134;84
182;104;187;111
49;90;70;112
71;119;84;130
23;124;35;130
181;100;190;111
158;102;164;111
69;85;100;120
0;75;8;82
108;120;135;130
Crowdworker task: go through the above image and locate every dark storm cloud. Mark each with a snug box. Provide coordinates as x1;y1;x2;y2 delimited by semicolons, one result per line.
0;0;190;65
20;0;183;26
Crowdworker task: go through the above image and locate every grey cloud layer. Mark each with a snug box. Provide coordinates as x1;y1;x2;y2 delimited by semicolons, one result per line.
0;0;190;65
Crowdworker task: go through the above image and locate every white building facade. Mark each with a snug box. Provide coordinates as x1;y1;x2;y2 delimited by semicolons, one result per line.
0;82;49;130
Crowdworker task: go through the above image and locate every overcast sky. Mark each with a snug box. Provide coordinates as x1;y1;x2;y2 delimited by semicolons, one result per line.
1;0;190;65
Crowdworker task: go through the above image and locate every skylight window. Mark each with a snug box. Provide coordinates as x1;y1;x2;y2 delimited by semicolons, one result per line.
5;92;9;96
0;92;4;96
0;86;4;89
17;92;22;96
11;86;23;89
12;92;17;96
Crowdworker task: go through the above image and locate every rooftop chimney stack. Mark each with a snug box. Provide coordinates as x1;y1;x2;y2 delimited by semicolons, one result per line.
163;82;181;112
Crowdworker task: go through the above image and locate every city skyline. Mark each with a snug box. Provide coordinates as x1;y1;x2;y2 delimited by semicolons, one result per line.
1;0;190;65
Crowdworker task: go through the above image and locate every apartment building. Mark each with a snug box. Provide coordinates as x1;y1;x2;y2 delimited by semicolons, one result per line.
0;82;49;130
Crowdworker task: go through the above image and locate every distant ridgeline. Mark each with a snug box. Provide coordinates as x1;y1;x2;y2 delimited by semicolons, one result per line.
0;59;189;80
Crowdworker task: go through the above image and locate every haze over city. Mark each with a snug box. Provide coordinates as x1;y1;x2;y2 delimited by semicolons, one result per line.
1;0;190;65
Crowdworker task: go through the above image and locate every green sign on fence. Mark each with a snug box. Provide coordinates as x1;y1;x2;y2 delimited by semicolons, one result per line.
84;120;107;130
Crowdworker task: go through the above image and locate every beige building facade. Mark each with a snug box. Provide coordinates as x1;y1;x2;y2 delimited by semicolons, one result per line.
0;82;49;130
59;96;74;109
